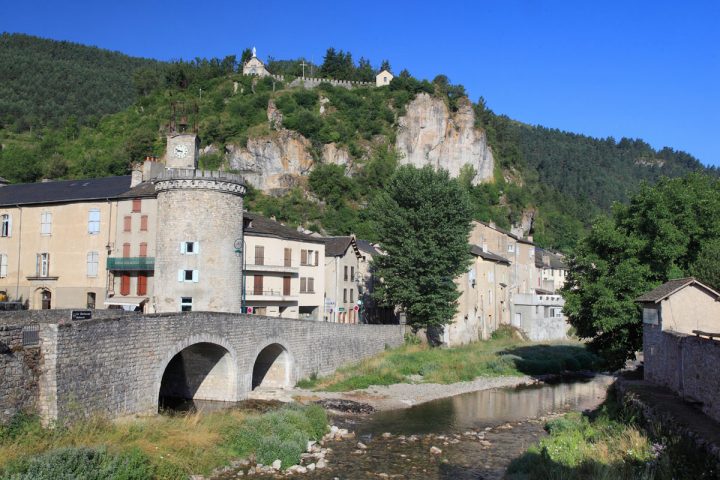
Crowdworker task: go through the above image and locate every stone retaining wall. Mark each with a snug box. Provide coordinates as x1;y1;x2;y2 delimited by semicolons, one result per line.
644;325;720;422
0;324;40;424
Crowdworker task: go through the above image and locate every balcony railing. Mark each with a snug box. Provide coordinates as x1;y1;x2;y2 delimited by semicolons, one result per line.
244;262;299;274
107;257;155;271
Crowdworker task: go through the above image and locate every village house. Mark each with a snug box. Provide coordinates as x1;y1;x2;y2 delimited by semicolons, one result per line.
322;236;362;323
637;277;720;422
535;246;568;293
243;213;325;320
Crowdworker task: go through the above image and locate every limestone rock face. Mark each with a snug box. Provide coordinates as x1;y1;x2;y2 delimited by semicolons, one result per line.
395;93;494;184
322;143;351;168
227;130;314;193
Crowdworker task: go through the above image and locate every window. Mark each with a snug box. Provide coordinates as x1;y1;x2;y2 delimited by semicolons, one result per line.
1;214;11;237
507;243;515;253
137;274;147;296
86;292;96;309
301;249;318;266
300;277;314;293
140;215;148;231
123;216;131;232
0;253;7;278
344;266;348;281
40;212;52;235
351;266;355;281
139;242;148;257
86;251;99;277
488;270;495;283
254;275;264;294
181;297;193;312
132;198;142;213
120;274;130;296
350;288;354;303
178;269;199;283
122;243;131;257
284;248;292;267
36;253;49;277
255;245;264;265
343;288;347;302
180;241;199;254
88;209;100;234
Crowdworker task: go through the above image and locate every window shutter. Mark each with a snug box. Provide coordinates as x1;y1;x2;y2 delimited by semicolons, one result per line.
7;216;11;236
178;269;184;282
36;254;40;275
192;270;199;283
180;242;186;253
301;249;307;265
300;277;306;293
46;253;50;276
315;252;319;266
140;215;148;231
195;242;200;254
308;277;314;293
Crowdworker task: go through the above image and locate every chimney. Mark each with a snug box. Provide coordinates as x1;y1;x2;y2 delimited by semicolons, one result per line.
130;163;143;188
489;221;496;229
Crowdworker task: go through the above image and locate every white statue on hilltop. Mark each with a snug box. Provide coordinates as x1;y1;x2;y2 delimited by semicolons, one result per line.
252;46;257;58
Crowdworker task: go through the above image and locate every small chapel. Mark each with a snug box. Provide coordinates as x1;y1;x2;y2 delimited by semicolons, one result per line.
242;47;271;77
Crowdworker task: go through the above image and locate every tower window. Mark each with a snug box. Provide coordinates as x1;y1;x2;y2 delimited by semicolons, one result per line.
180;297;193;312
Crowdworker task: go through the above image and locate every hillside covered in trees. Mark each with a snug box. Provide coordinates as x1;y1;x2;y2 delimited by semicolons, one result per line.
0;34;712;252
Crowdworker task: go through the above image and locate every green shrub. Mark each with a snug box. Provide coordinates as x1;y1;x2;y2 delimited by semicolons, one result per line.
0;413;41;441
224;405;327;470
2;447;154;480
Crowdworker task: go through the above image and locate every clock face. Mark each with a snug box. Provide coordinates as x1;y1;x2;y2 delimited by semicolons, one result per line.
174;144;189;158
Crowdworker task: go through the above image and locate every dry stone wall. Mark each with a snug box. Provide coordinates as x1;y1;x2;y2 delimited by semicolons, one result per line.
644;324;720;422
0;324;40;424
37;312;404;424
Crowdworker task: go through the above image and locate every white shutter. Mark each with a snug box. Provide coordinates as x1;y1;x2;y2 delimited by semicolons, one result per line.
7;216;12;236
178;269;184;282
192;270;199;283
36;254;41;276
180;242;186;254
194;242;200;254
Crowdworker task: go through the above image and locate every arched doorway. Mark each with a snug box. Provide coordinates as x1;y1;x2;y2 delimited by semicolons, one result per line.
158;342;236;412
252;343;291;390
34;288;51;310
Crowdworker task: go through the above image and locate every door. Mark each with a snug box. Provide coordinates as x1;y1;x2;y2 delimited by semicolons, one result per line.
41;290;51;310
513;312;522;328
253;275;263;295
283;276;291;296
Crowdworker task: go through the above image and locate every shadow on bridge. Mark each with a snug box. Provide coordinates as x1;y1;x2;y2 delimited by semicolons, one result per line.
252;343;291;390
158;342;236;412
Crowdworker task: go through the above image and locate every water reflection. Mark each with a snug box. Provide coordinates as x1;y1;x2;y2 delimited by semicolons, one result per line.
358;375;615;435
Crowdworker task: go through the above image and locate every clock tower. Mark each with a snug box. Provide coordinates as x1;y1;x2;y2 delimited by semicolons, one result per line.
165;102;199;170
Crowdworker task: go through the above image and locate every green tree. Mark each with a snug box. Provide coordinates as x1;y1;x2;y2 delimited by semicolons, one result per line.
308;164;356;207
690;239;720;290
368;165;473;345
563;173;720;368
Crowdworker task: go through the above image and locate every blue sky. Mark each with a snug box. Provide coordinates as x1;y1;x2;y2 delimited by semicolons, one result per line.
2;0;719;165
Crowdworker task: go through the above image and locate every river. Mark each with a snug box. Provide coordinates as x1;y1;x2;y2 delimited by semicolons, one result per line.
213;375;615;479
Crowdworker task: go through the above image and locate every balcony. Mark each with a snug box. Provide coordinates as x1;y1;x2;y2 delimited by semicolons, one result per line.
244;261;299;275
513;293;564;306
244;289;298;302
107;257;155;271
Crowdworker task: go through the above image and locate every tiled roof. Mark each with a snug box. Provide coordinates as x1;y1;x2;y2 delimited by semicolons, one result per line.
470;245;511;264
0;176;133;207
116;181;157;198
356;239;380;256
535;247;568;269
324;236;353;257
635;277;720;303
243;212;324;244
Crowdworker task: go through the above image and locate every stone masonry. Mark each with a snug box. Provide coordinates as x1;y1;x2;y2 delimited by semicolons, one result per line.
35;312;404;424
644;323;720;423
0;324;40;424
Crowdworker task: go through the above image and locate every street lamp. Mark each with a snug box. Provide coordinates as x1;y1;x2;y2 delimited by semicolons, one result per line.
234;238;246;313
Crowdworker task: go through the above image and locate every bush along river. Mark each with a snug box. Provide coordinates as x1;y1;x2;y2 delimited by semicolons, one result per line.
211;374;615;479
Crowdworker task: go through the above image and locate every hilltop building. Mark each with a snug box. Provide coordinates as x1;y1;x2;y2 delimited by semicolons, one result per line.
376;69;393;87
242;47;271;77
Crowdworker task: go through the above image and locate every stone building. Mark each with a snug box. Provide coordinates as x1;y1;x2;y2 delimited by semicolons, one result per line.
355;239;397;324
535;247;568;293
376;69;393;87
242;47;271;77
638;278;720;423
323;236;362;323
242;213;325;320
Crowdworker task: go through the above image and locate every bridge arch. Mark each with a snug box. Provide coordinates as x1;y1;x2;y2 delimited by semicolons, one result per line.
251;340;294;390
155;335;239;411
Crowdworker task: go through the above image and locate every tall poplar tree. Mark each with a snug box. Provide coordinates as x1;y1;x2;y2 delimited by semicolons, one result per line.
368;165;473;345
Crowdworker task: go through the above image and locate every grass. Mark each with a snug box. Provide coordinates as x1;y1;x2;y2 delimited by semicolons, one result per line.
506;390;720;480
296;330;602;392
0;405;327;479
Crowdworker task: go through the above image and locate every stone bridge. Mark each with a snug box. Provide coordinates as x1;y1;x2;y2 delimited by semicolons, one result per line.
27;312;403;424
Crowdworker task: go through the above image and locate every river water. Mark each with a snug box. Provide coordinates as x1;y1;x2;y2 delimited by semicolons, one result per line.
214;375;615;480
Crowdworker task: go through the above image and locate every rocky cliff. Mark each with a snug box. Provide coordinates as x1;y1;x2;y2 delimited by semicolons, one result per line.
224;92;494;192
395;93;494;184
